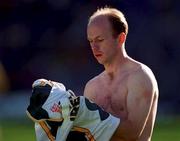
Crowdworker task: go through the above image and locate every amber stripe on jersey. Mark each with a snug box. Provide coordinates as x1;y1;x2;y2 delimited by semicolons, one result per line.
39;121;55;141
39;122;95;141
72;126;95;141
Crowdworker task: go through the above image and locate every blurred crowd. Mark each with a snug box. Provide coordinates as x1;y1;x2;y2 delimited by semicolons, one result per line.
0;0;180;113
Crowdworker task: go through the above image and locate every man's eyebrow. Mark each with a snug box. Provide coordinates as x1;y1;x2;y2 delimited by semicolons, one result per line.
88;35;102;40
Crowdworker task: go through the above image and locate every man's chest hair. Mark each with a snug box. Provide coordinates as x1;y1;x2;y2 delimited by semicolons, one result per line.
93;80;128;116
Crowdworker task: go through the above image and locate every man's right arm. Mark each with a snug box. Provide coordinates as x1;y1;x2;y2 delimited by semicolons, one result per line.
84;79;97;101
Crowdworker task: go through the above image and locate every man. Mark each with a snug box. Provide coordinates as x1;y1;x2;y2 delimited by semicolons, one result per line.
84;7;159;141
26;7;158;141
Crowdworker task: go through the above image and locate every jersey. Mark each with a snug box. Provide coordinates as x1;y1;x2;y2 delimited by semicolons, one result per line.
26;79;120;141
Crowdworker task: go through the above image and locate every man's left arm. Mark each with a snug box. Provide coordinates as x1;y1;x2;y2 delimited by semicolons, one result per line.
115;71;156;141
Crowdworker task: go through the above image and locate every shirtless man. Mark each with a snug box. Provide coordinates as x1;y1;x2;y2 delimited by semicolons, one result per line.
26;7;159;141
84;7;159;141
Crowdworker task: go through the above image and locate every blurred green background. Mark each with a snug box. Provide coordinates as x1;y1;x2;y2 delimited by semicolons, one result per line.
0;0;180;141
0;116;180;141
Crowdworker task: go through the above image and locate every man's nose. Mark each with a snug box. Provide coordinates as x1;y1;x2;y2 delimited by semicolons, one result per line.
91;42;99;50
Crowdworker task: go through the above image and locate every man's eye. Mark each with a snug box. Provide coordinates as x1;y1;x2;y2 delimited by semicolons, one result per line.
89;40;93;43
97;39;104;42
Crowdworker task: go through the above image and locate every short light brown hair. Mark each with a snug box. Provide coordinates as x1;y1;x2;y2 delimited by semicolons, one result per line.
88;7;128;37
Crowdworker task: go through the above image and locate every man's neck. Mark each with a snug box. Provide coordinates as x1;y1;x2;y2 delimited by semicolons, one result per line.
104;52;128;79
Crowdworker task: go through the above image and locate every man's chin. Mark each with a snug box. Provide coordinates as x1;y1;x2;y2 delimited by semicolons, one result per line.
96;59;104;65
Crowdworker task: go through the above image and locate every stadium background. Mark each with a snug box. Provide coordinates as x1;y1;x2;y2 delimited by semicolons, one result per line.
0;0;179;141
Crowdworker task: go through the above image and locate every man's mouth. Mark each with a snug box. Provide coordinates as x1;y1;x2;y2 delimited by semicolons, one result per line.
94;53;102;57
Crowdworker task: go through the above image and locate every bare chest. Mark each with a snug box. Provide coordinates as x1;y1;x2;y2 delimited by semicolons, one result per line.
93;79;128;118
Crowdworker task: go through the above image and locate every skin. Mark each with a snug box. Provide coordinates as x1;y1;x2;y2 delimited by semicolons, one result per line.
85;15;159;141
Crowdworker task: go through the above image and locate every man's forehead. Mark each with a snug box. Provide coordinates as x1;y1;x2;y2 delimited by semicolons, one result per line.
87;25;106;40
87;15;111;37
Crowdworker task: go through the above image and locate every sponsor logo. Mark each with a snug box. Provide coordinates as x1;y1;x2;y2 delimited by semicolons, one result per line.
50;103;61;113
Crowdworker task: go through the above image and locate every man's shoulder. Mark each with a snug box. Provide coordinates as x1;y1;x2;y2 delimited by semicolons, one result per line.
86;72;104;87
84;72;105;98
129;62;156;80
138;64;157;83
128;63;158;94
127;58;155;79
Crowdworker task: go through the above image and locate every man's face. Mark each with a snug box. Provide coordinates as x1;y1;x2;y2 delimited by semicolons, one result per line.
87;16;119;65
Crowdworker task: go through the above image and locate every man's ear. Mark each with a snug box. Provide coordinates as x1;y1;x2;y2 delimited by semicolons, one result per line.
118;32;126;44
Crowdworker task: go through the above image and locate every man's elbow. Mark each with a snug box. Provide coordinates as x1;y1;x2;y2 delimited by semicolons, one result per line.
128;131;141;141
118;122;143;141
121;131;141;141
119;131;137;141
131;126;146;141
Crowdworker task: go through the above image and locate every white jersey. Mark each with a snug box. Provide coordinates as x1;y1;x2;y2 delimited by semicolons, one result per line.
27;79;120;141
34;96;120;141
